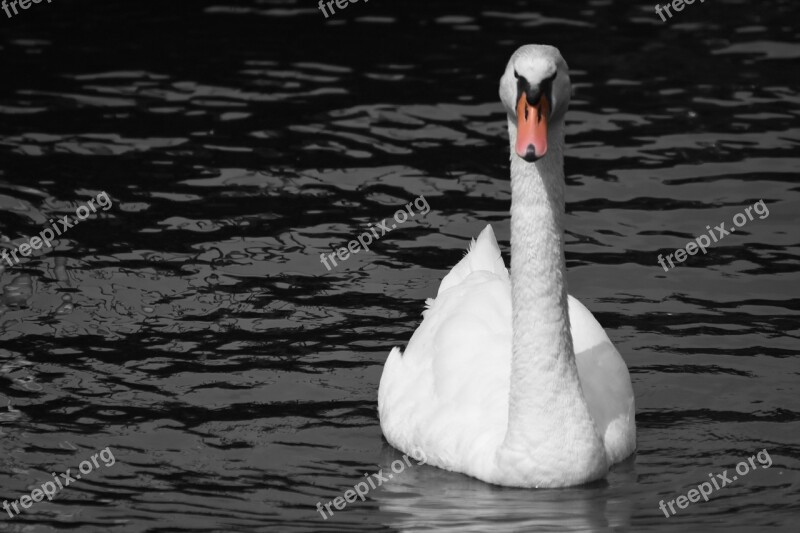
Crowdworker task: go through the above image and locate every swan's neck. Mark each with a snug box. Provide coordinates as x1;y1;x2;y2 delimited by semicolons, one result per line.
500;118;604;476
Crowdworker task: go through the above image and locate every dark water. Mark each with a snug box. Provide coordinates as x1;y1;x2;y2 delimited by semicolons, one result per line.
1;0;799;531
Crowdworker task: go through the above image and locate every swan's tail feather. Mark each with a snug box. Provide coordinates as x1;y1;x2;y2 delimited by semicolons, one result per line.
437;225;508;295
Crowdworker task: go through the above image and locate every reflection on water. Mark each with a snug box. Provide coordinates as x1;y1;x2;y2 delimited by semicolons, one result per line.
373;446;637;532
1;0;799;531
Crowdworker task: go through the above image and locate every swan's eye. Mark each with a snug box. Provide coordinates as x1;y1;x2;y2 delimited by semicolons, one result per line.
513;70;520;80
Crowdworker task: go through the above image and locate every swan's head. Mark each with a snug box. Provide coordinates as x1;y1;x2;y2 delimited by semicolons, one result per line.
499;45;571;162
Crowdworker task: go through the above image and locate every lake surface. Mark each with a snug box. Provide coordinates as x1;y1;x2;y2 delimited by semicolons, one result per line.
0;0;798;531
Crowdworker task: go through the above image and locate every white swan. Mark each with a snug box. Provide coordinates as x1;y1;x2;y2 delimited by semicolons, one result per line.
378;44;636;488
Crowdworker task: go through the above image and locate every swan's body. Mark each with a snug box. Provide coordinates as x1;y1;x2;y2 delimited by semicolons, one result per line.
378;45;636;488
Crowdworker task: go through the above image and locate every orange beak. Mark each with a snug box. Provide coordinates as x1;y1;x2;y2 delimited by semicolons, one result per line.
515;92;550;160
